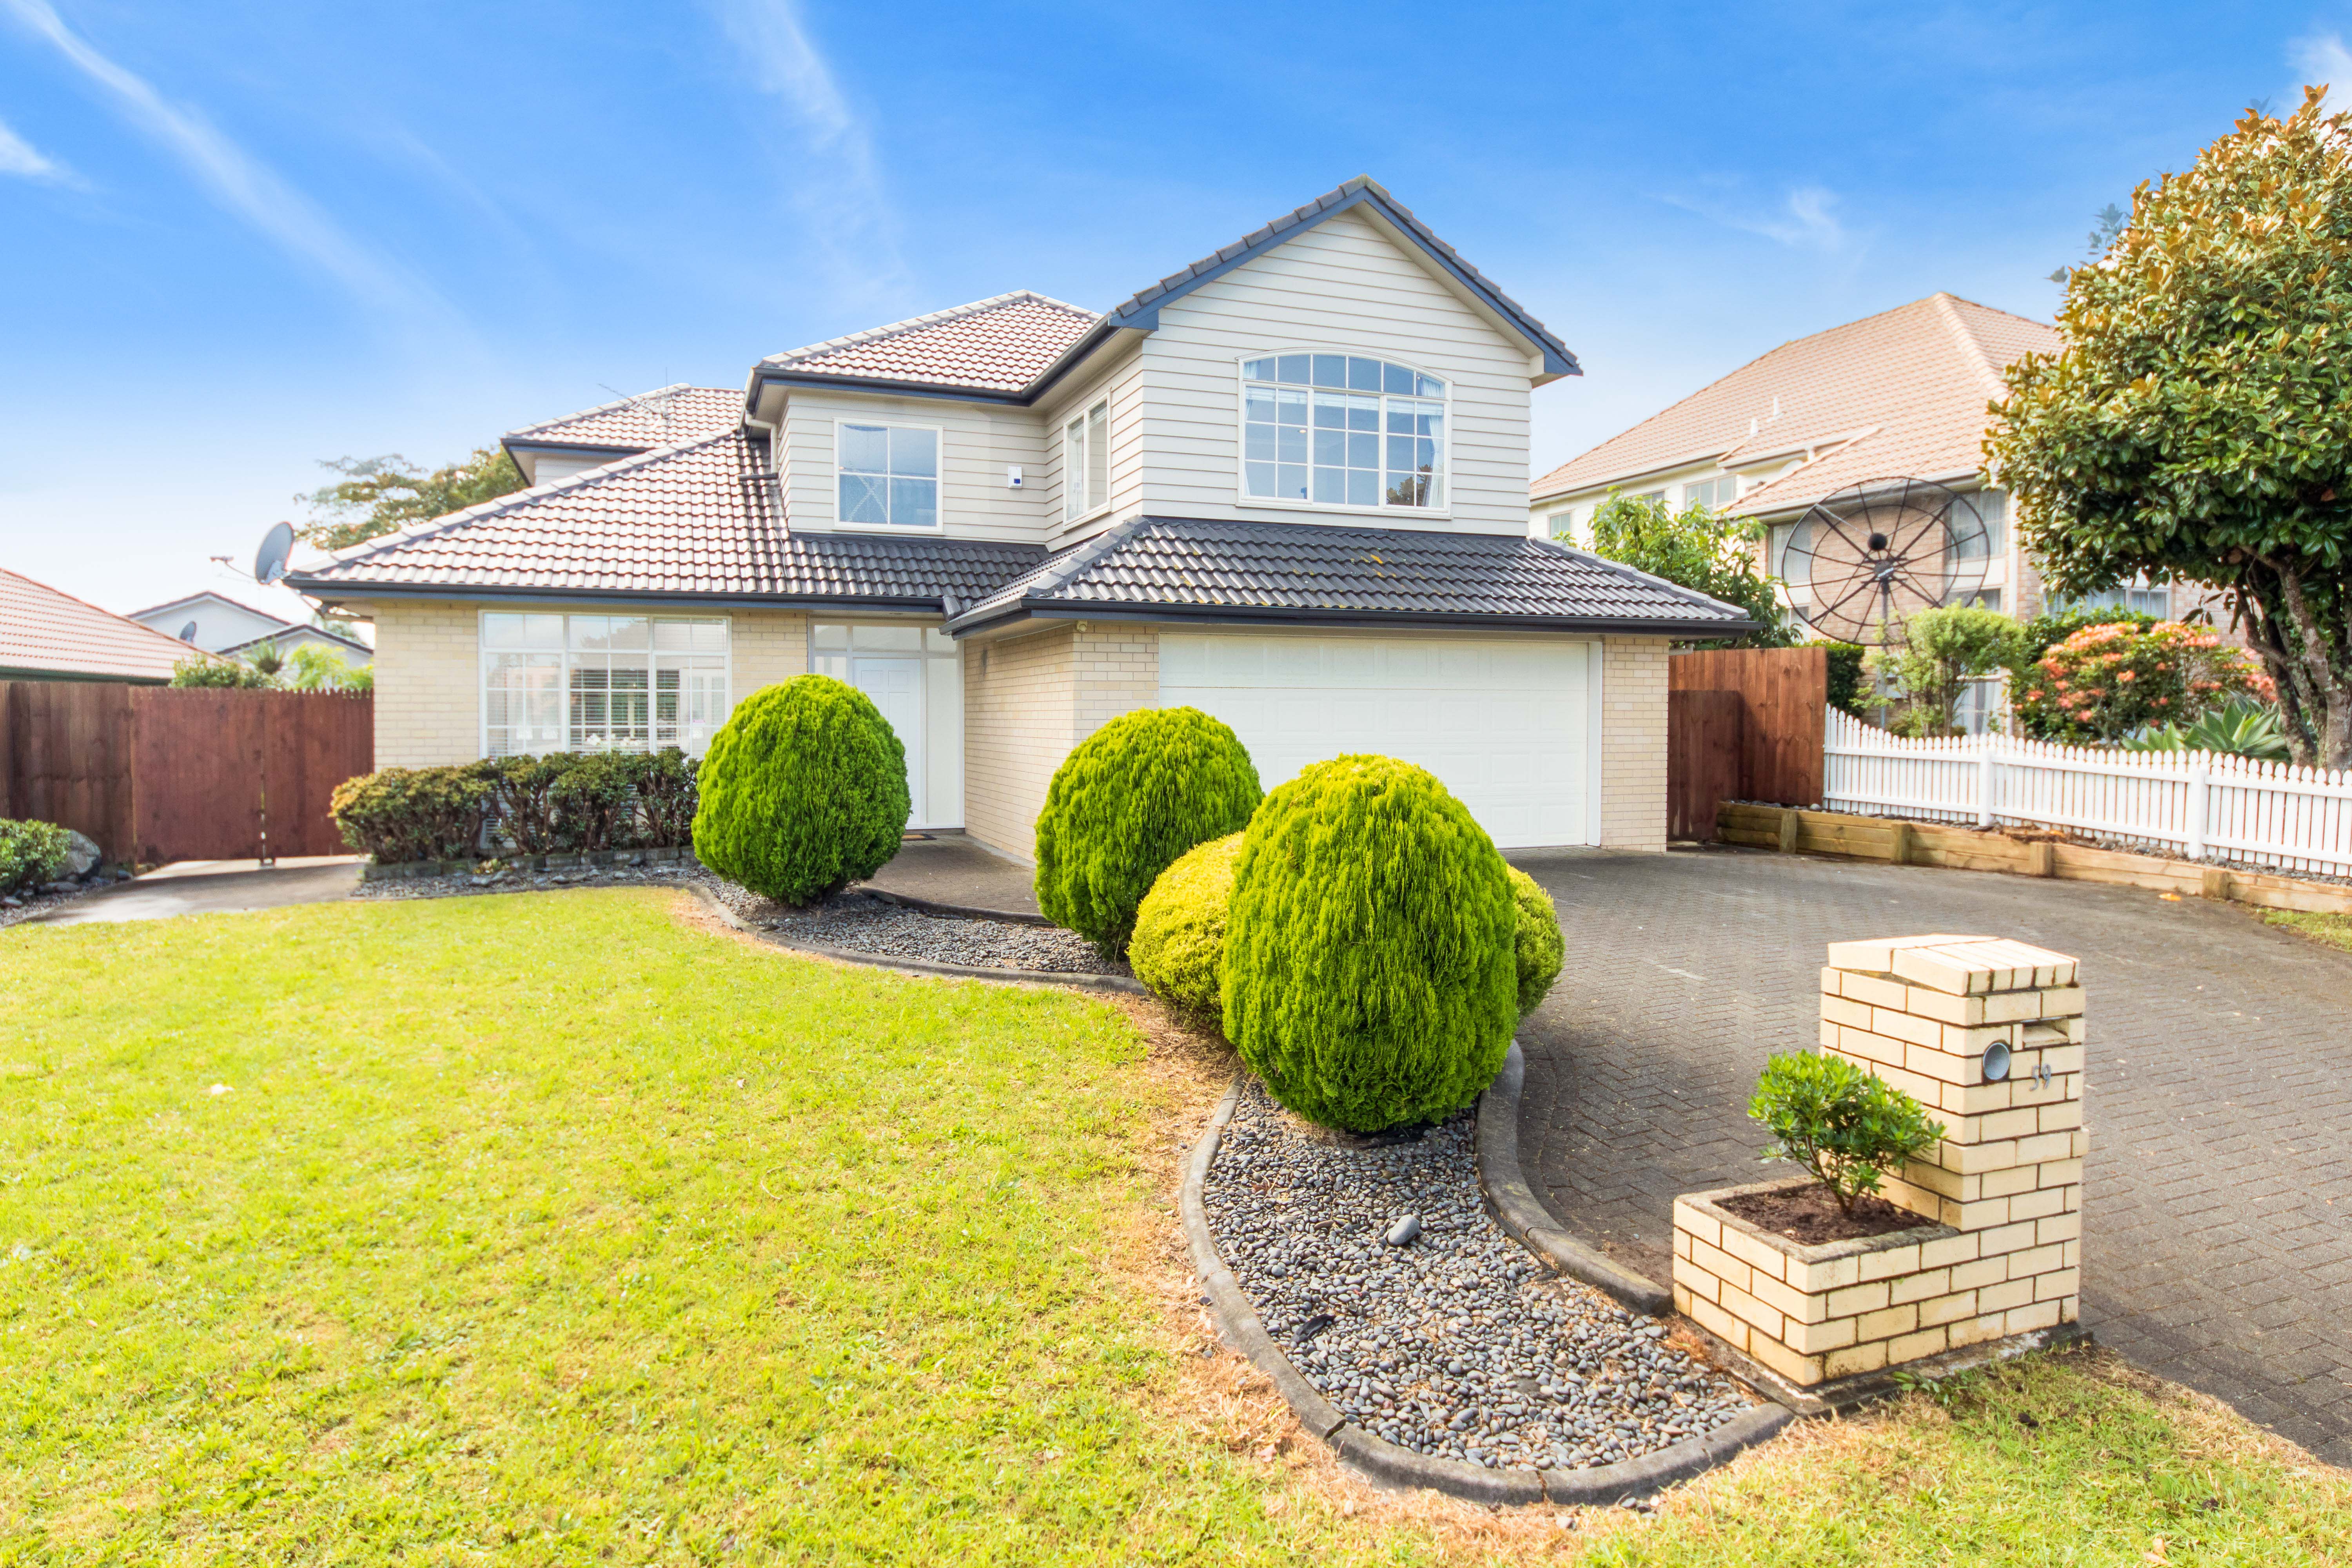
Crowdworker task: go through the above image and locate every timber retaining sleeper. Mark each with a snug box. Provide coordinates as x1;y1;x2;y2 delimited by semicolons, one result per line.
1183;1078;1791;1505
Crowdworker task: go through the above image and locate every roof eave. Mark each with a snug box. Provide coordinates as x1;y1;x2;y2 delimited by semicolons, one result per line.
946;597;1754;640
747;366;1037;407
283;576;972;614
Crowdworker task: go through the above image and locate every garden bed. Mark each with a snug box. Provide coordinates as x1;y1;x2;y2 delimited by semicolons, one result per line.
1201;1080;1756;1475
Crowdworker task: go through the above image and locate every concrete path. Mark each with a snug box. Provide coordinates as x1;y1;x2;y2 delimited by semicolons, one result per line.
1508;844;2352;1466
862;833;1038;916
23;859;362;926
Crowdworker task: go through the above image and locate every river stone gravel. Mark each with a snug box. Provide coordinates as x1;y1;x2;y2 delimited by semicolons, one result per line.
1202;1080;1755;1473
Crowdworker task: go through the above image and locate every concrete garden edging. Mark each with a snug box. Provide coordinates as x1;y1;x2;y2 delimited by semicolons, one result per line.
684;884;1146;994
1182;1078;1793;1506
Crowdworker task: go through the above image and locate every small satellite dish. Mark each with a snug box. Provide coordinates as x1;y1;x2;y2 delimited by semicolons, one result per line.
178;621;199;643
254;521;296;584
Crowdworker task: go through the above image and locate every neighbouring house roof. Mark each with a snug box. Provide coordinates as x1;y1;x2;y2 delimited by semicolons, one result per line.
286;427;1047;607
503;385;742;454
759;293;1102;397
946;515;1753;636
219;624;375;661
2;567;207;682
127;588;294;628
751;177;1576;403
1530;294;2059;515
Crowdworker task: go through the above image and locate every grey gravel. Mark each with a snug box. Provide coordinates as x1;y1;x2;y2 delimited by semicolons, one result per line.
1202;1081;1754;1474
0;879;103;931
354;859;1125;974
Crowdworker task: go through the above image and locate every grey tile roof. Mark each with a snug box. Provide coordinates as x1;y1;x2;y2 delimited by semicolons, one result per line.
947;516;1754;634
504;384;742;452
286;428;1045;605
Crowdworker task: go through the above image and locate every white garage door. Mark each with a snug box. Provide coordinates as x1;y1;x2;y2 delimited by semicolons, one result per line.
1158;632;1595;849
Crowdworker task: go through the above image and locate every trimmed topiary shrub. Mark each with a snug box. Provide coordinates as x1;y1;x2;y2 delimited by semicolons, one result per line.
1033;706;1261;955
692;675;909;905
1221;755;1517;1132
329;766;492;863
1130;831;1245;1025
1506;865;1564;1019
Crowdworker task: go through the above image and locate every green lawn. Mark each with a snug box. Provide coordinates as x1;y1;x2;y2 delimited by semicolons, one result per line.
2259;907;2352;955
2;889;2346;1564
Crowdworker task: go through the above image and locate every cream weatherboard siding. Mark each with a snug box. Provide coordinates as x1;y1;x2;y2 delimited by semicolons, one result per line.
1129;206;1535;537
1599;636;1670;851
364;599;807;768
778;387;1047;543
1037;340;1148;544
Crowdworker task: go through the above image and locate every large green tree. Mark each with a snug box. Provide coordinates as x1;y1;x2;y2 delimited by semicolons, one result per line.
1986;87;2352;767
296;446;524;551
1576;492;1797;647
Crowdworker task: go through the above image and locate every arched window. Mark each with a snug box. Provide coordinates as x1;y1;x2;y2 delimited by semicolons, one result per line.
1240;354;1446;510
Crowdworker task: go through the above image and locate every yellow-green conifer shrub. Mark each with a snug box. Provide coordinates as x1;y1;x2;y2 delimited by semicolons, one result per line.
1507;864;1564;1018
691;675;909;906
1129;831;1244;1025
1222;755;1517;1131
1033;706;1261;954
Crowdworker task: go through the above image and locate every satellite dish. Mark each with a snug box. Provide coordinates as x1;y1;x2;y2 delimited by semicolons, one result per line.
254;521;296;584
1781;478;1989;646
177;621;198;642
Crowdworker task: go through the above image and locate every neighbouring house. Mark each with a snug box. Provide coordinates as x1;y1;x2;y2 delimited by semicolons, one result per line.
1528;294;2186;640
286;178;1753;860
2;567;205;683
129;591;375;669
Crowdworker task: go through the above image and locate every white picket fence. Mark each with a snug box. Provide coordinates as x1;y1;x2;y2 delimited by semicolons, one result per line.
1822;706;2352;877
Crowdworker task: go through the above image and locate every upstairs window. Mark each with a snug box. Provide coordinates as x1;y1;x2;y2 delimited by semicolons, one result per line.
1682;475;1738;511
1241;354;1446;509
1064;399;1108;523
838;422;939;528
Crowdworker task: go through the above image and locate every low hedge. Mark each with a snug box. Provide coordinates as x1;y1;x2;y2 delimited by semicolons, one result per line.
692;676;909;906
1507;865;1565;1018
330;749;702;864
1034;707;1261;955
1222;755;1517;1132
0;818;71;896
1129;831;1245;1024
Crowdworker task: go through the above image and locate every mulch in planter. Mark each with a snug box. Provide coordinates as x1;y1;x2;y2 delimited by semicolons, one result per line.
1717;1183;1932;1246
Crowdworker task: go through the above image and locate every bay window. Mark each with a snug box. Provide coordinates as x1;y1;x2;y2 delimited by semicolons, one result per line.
481;612;730;757
1240;353;1446;509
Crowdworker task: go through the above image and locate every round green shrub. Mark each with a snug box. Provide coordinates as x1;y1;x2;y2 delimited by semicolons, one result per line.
1129;831;1245;1024
1033;706;1261;954
1506;865;1564;1019
1221;755;1517;1132
691;675;909;905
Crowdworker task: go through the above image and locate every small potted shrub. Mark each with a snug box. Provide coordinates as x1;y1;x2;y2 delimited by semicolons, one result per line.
1033;706;1260;955
692;675;909;905
1744;1052;1942;1223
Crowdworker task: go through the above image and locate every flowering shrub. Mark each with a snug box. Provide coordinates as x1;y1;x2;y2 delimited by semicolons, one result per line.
2013;621;2272;744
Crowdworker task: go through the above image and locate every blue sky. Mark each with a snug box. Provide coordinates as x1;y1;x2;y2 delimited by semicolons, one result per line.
0;0;2337;623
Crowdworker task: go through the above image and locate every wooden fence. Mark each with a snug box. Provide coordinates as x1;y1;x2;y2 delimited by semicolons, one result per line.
0;681;373;864
1823;706;2352;877
1665;645;1828;838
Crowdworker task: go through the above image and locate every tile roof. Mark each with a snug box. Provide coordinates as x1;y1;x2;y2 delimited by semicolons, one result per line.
504;384;742;452
287;428;1045;605
127;588;294;628
1531;294;2059;515
759;292;1100;396
1;567;205;682
948;515;1752;634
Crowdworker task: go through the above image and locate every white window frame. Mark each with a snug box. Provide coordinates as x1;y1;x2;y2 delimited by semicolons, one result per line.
1063;398;1110;525
833;419;945;532
1233;349;1452;517
477;610;731;759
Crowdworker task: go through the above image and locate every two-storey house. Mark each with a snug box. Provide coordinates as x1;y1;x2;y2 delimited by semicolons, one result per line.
288;179;1751;860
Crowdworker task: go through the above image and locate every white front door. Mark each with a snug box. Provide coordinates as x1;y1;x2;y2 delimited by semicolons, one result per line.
852;657;925;825
1158;633;1596;849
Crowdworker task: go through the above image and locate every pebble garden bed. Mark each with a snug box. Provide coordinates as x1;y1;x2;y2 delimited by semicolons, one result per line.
354;860;1122;975
1201;1081;1755;1474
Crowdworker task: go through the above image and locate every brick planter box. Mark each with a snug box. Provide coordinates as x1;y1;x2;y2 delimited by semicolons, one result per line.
1673;934;2087;1389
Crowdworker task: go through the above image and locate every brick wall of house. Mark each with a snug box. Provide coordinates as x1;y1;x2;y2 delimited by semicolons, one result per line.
1600;635;1669;852
366;600;808;768
962;625;1077;862
1074;624;1159;740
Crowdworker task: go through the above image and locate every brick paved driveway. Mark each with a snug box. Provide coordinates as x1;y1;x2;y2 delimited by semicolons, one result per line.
1506;844;2352;1466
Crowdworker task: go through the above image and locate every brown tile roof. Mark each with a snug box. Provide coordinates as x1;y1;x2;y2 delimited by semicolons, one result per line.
760;292;1101;396
0;567;204;682
289;428;1044;604
1531;294;2059;515
504;385;741;452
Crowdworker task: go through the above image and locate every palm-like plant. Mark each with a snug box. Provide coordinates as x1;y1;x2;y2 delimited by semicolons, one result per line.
2121;699;2292;761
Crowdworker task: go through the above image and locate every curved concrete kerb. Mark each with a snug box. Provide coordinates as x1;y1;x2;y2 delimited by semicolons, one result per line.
1182;1076;1792;1505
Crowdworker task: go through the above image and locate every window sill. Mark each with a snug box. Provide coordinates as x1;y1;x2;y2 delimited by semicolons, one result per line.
1236;494;1452;521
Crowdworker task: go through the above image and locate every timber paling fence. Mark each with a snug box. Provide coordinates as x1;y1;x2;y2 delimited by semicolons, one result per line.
1822;706;2352;878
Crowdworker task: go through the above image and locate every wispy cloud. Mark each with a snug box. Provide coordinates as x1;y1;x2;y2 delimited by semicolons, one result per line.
0;0;445;318
2290;31;2352;109
1690;184;1849;250
706;0;907;303
0;111;70;181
